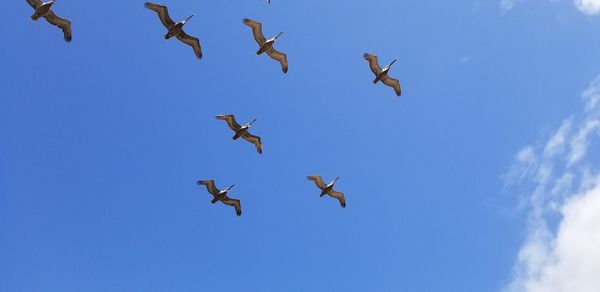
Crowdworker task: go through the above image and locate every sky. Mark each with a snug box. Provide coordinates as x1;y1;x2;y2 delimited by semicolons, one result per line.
1;0;600;291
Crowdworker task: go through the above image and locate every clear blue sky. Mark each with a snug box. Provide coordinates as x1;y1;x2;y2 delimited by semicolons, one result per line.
1;1;600;291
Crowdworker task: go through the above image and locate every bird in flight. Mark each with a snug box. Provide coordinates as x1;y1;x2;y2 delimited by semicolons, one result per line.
144;2;202;59
26;0;72;42
243;18;288;73
307;176;346;208
364;53;402;96
216;114;263;154
197;180;242;216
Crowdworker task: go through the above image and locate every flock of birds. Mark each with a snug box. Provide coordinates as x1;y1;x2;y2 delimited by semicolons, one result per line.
26;0;402;216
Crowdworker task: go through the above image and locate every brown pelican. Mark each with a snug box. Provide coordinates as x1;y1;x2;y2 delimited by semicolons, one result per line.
307;176;346;208
144;2;202;59
364;53;401;96
243;18;288;73
197;180;242;216
26;0;72;42
216;114;263;154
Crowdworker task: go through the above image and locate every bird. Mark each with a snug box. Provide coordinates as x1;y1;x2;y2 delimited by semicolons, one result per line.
364;53;401;96
26;0;72;42
144;2;202;59
197;180;242;216
216;114;263;154
243;18;288;73
307;176;346;208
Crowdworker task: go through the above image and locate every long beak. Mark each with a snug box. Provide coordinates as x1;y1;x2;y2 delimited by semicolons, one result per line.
275;32;283;39
227;184;235;190
333;177;340;183
185;15;194;22
249;119;257;125
389;59;397;67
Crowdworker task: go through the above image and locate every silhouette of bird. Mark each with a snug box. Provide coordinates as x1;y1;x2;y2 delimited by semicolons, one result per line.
307;176;346;208
145;2;202;59
26;0;72;42
216;114;263;154
197;180;242;216
243;18;288;73
364;53;401;96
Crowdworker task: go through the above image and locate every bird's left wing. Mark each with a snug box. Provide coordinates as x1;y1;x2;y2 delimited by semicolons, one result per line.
307;176;327;190
243;18;266;45
176;31;202;59
221;196;242;216
196;180;221;196
266;48;288;73
382;76;402;96
242;132;263;154
44;11;72;42
216;114;241;131
144;2;175;28
26;0;43;9
363;53;382;75
328;190;346;208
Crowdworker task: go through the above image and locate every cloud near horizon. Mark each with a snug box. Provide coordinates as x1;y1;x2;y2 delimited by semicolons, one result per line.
500;0;600;15
504;75;600;292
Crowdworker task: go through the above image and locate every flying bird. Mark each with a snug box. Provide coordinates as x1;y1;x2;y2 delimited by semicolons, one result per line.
26;0;72;42
243;18;288;73
364;53;401;96
197;180;242;216
216;114;263;154
144;2;202;59
307;176;346;208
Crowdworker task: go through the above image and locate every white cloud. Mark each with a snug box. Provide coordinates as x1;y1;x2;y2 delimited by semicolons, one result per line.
500;0;520;12
575;0;600;15
504;75;600;292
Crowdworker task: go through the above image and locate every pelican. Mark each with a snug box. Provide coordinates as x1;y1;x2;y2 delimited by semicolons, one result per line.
216;114;263;154
26;0;72;42
307;176;346;208
364;53;402;96
197;180;242;216
144;2;202;59
243;18;288;73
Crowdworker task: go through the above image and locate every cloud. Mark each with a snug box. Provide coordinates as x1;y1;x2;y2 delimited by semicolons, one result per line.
500;0;520;12
504;75;600;292
574;0;600;15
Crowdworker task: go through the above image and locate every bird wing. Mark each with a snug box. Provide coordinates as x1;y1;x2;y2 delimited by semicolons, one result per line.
144;2;175;28
196;180;221;196
328;190;346;208
242;132;263;154
216;114;241;131
176;31;202;59
307;176;327;190
382;76;402;96
266;48;288;73
26;0;42;9
221;195;242;216
243;18;266;45
363;53;382;75
44;11;72;42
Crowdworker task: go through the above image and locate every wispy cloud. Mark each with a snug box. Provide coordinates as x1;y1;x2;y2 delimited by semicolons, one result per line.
504;75;600;292
575;0;600;15
500;0;520;12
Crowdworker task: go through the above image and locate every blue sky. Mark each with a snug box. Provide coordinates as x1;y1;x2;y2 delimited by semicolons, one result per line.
2;1;600;291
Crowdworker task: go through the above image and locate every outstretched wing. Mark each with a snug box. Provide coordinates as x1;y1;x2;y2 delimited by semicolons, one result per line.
44;11;72;42
328;190;346;208
266;48;288;73
382;76;402;96
242;132;263;154
176;31;202;59
144;2;175;28
243;18;266;46
363;53;382;75
307;176;327;190
196;180;221;196
221;196;242;216
26;0;42;9
216;114;241;131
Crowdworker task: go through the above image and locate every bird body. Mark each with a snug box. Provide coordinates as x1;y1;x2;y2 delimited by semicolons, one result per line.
364;53;401;96
197;180;241;216
216;115;263;154
27;0;72;42
165;15;193;39
144;2;202;59
307;176;346;208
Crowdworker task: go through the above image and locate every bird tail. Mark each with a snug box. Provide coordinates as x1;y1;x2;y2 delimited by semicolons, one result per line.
31;14;40;21
211;197;219;204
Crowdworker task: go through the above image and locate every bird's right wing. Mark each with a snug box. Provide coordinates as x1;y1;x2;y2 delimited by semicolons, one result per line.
221;196;242;216
266;48;288;73
44;11;72;42
307;176;327;190
242;132;263;154
176;31;202;59
144;2;175;28
328;190;346;208
382;76;402;96
216;114;242;131
363;53;382;75
26;0;42;9
196;180;221;196
243;18;266;46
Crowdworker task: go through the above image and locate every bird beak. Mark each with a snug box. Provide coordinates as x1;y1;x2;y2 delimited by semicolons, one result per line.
186;15;194;22
334;177;340;183
228;184;235;190
250;119;257;125
275;32;283;39
389;59;397;67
